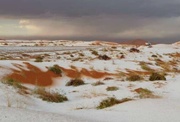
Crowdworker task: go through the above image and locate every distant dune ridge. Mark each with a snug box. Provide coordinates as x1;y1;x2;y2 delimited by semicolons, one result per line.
120;39;147;45
0;39;179;46
172;41;180;46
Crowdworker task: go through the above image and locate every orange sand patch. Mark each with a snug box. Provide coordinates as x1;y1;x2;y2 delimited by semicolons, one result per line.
81;68;113;78
5;63;115;86
91;41;119;46
60;67;114;78
60;67;80;78
7;62;60;87
126;69;151;76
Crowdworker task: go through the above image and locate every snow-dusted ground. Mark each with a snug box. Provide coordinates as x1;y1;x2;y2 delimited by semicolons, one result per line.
0;106;92;122
0;42;180;122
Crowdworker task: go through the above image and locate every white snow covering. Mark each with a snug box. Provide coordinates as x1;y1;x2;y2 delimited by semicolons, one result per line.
0;41;180;122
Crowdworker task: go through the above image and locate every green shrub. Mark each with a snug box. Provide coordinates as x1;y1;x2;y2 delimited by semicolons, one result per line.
127;75;141;81
48;65;62;75
66;79;85;86
106;86;119;91
149;73;166;81
34;88;68;103
97;97;132;109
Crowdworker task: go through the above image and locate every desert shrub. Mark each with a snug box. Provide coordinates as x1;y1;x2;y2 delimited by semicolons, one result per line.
129;48;140;53
149;72;166;81
134;88;156;98
140;62;153;71
2;78;23;89
151;55;158;58
127;75;141;81
79;53;84;57
98;55;111;60
97;97;132;109
48;65;62;75
91;50;99;56
66;79;85;86
106;86;119;91
141;64;152;71
92;81;105;86
34;88;68;103
119;54;125;59
35;56;43;62
111;46;117;49
72;58;82;61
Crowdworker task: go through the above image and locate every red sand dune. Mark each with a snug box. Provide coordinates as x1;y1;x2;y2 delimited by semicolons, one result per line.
120;39;147;46
7;62;60;86
59;66;114;78
5;63;114;87
126;69;151;75
91;40;119;46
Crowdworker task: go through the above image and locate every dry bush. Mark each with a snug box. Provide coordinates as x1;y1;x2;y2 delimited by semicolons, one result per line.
151;54;158;58
66;79;85;86
98;55;111;60
2;78;24;89
92;81;105;86
34;87;68;103
81;89;107;99
134;88;157;98
140;62;154;72
106;86;119;91
155;59;174;72
34;56;43;62
129;48;140;53
91;50;99;56
97;97;132;109
48;65;62;75
149;72;166;81
79;53;85;57
127;75;142;81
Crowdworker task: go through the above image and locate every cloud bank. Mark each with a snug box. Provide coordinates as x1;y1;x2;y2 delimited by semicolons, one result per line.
0;0;180;42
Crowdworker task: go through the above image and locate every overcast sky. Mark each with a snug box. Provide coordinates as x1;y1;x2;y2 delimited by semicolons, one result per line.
0;0;180;42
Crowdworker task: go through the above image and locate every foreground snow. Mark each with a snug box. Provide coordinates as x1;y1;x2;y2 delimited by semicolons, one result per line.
0;106;91;122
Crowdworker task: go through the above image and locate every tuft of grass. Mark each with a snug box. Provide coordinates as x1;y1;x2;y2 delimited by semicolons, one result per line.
34;87;68;103
97;97;132;109
106;86;119;91
2;78;28;95
48;65;62;75
2;78;24;89
35;56;43;62
92;81;105;86
140;62;153;72
127;75;142;81
134;88;156;98
66;79;85;86
149;72;166;81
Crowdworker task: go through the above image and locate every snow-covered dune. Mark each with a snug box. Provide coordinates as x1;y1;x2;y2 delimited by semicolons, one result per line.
0;41;179;122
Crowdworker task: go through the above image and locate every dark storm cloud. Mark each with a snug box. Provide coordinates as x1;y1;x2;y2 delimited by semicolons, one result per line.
1;0;180;43
0;0;180;18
